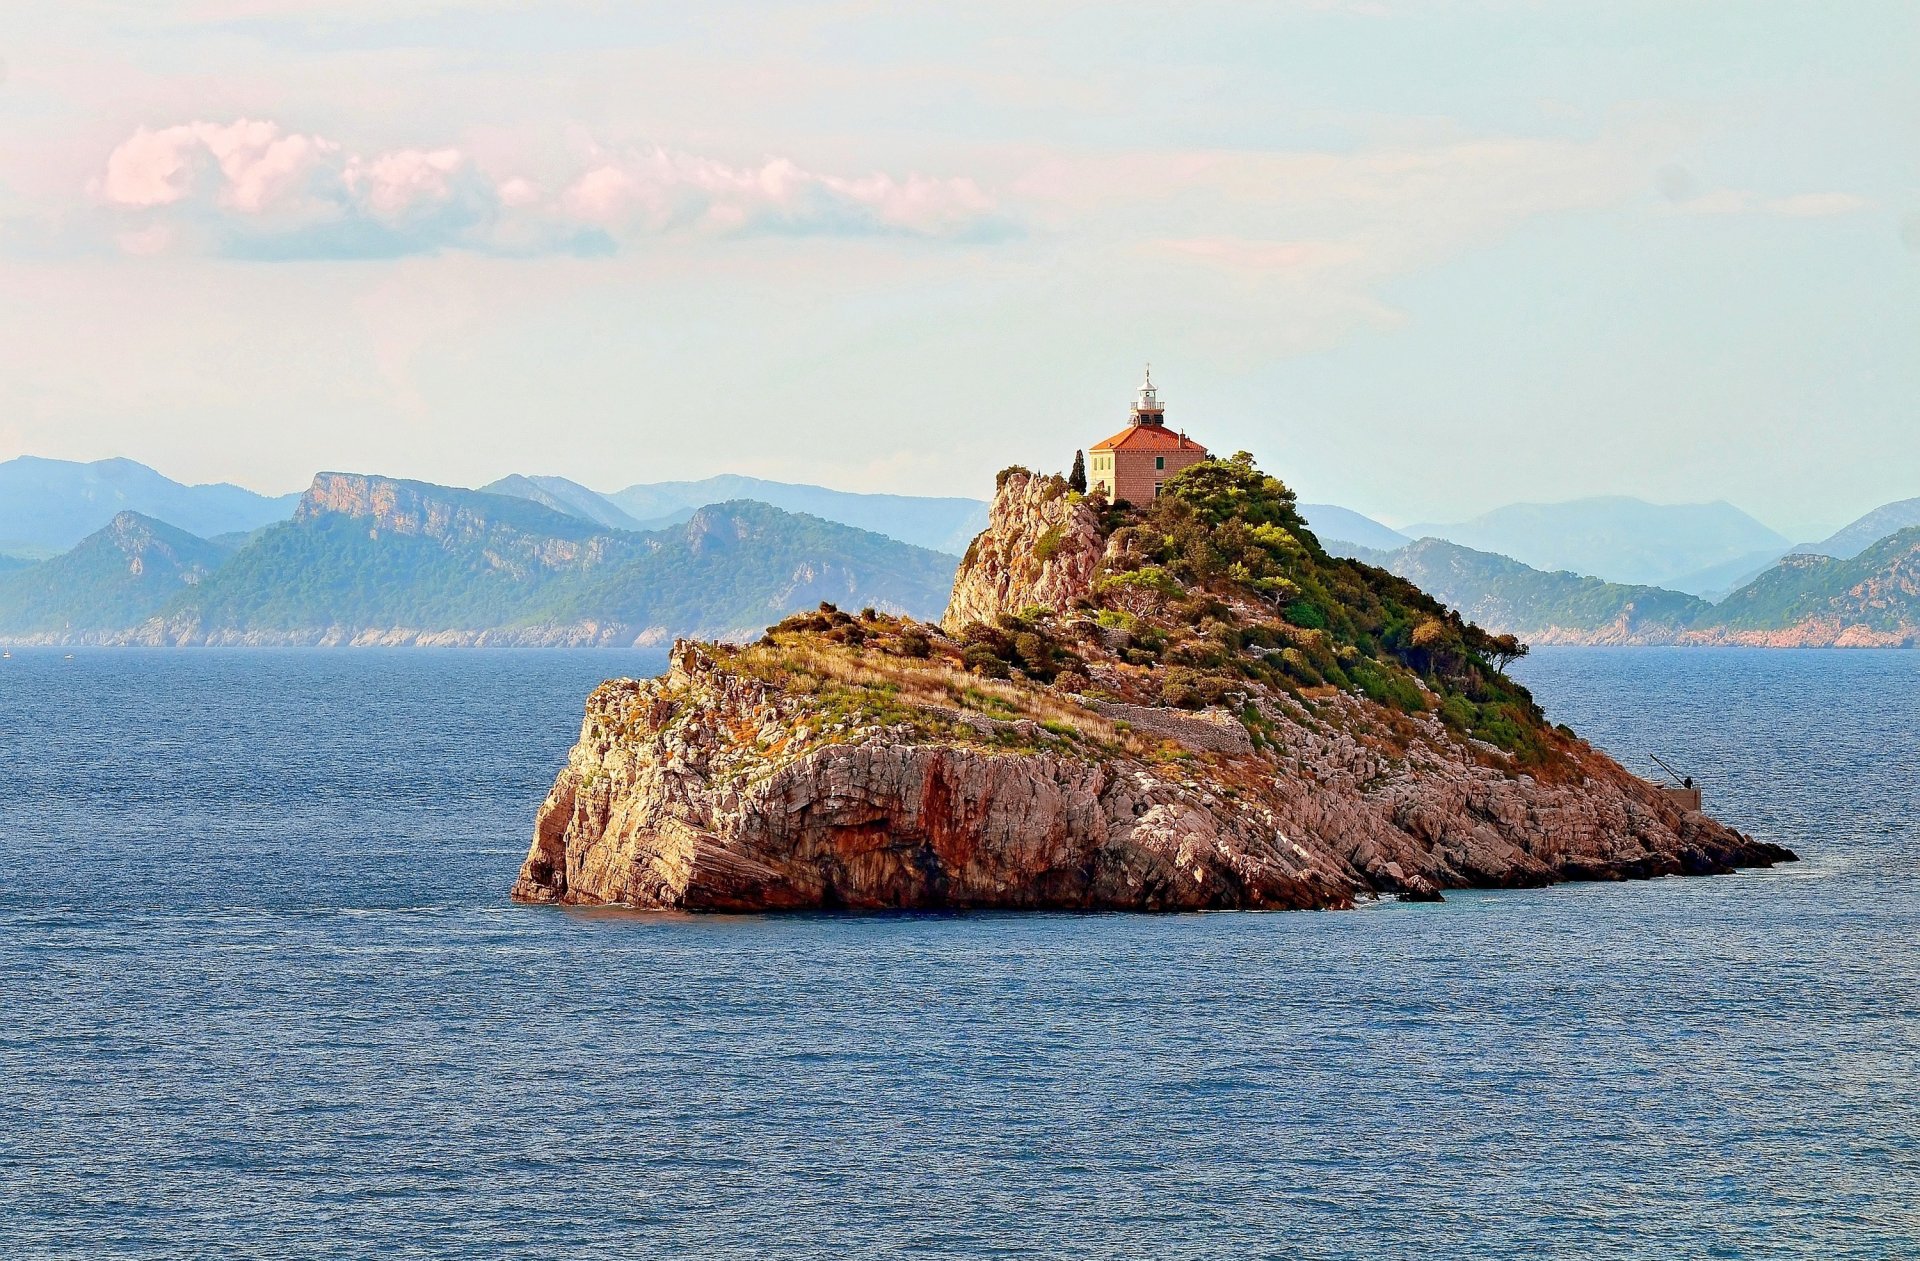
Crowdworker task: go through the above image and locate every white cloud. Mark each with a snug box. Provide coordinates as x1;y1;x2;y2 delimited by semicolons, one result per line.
88;119;1009;259
1654;169;1875;219
556;148;1003;240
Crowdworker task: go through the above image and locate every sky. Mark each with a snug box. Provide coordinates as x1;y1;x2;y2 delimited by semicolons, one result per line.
1;1;1915;539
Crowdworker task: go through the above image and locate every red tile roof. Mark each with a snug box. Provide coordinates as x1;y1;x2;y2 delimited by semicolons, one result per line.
1091;423;1207;453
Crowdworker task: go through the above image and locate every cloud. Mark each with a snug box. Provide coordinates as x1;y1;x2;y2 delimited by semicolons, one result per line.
1655;167;1874;219
88;119;1009;259
556;148;1007;241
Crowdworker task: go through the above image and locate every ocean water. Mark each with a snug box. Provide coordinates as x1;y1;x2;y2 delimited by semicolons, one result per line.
0;646;1914;1259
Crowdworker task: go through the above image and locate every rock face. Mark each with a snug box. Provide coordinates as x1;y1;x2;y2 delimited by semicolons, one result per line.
513;638;1789;911
515;465;1792;913
943;471;1104;634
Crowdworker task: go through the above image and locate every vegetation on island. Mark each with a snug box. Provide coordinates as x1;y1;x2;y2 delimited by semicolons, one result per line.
739;452;1557;768
1081;453;1545;759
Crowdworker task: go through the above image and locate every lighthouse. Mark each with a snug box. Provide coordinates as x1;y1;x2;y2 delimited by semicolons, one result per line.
1086;367;1209;504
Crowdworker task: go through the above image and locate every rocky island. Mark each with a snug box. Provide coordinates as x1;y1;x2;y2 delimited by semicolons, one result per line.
512;456;1792;911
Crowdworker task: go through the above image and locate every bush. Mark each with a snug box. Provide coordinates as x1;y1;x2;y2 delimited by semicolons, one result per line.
895;629;932;658
959;622;1013;656
962;643;1010;678
1285;599;1326;630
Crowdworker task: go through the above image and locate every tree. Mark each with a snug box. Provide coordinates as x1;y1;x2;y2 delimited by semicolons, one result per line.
1068;450;1087;494
1486;633;1529;674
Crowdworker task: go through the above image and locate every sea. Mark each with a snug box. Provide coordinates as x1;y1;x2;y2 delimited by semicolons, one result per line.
0;647;1914;1259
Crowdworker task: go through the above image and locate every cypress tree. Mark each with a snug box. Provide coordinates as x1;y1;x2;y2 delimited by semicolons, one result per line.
1068;449;1087;494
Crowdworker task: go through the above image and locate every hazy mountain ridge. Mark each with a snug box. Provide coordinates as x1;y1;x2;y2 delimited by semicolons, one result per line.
0;475;958;646
0;512;233;636
1298;503;1409;552
479;475;647;532
1363;530;1920;647
1801;497;1920;560
608;474;989;554
0;456;298;555
1404;496;1789;594
9;455;1920;648
1705;526;1920;643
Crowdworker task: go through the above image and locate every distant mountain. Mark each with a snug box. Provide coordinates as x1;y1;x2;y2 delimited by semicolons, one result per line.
608;475;988;555
1801;496;1920;559
1662;547;1794;603
1356;527;1920;648
1368;538;1712;644
1637;493;1920;599
0;512;231;637
480;475;646;532
88;473;958;647
0;456;298;554
1706;527;1920;645
1298;503;1408;553
1405;496;1789;593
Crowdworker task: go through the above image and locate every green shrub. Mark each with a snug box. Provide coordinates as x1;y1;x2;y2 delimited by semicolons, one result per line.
1284;599;1326;629
961;643;1010;678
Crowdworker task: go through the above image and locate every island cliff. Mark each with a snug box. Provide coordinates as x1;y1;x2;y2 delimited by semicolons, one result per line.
513;459;1791;911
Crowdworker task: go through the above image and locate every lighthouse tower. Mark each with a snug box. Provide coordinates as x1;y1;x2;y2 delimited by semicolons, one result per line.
1131;366;1166;426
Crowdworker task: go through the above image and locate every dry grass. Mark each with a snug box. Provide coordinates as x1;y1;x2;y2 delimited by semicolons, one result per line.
726;633;1145;754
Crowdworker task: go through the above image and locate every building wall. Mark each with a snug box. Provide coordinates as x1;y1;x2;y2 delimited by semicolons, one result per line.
1093;445;1206;505
1090;450;1118;500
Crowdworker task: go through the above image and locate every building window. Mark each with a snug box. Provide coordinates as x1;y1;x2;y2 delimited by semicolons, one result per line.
1154;482;1164;497
1155;456;1165;470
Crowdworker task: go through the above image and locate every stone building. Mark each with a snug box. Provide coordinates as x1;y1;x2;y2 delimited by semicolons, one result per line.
1087;368;1208;505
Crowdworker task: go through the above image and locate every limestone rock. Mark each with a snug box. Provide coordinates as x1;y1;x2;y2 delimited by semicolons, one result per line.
942;470;1104;633
511;641;1791;912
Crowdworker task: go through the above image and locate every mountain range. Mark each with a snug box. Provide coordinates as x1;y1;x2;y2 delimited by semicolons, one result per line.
0;456;298;557
0;457;991;564
7;455;1920;649
480;472;991;551
600;474;989;553
1345;529;1920;648
1397;496;1790;595
0;474;956;646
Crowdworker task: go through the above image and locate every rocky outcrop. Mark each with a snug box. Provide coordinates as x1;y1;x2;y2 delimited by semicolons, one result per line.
512;639;1790;911
943;470;1104;632
515;465;1792;913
